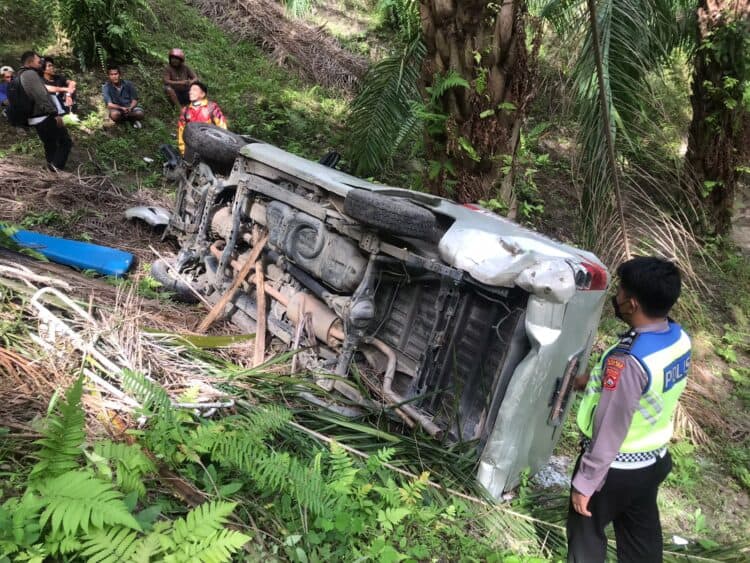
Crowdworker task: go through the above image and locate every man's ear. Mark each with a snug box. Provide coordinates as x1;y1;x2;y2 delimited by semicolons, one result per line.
628;296;640;314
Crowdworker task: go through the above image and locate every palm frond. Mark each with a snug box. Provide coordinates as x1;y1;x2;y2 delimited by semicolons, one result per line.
545;0;694;252
346;38;426;176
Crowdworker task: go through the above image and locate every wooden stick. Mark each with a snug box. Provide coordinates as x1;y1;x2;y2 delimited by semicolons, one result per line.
196;234;268;333
252;261;266;367
149;245;211;308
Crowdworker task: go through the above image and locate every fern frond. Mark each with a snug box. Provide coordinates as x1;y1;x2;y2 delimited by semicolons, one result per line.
171;501;236;545
45;528;83;555
206;426;333;516
30;375;86;481
126;522;171;562
366;447;397;472
168;528;251;563
242;405;292;437
0;494;44;551
374;478;402;508
38;470;141;536
93;441;156;499
398;471;430;506
81;527;140;563
427;70;470;101
122;369;172;415
327;441;358;494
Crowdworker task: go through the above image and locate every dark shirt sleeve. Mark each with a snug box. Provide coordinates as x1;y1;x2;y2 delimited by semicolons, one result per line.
571;353;647;496
186;65;197;81
21;70;56;116
128;81;138;102
102;83;112;105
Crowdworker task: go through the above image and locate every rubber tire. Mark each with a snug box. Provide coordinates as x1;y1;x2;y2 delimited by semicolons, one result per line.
343;188;437;240
151;259;199;303
183;123;245;167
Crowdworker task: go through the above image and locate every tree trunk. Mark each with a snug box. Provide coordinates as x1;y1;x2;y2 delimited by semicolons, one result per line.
419;0;538;202
685;0;750;235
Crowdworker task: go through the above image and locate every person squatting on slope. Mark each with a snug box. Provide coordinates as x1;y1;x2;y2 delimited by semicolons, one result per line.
163;48;198;108
42;57;77;116
567;256;691;563
102;65;145;128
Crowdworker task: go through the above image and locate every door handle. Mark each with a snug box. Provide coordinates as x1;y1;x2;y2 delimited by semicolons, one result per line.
548;353;581;426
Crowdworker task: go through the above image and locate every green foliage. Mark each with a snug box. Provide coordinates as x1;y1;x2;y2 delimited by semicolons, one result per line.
138;391;560;561
0;224;26;256
91;441;156;499
55;0;156;68
0;378;249;562
345;38;426;176
38;470;142;536
376;0;420;43
725;443;750;491
539;0;697;249
697;11;750;122
0;0;52;42
29;376;86;481
480;122;550;223
345;0;431;177
283;0;316;18
667;440;701;492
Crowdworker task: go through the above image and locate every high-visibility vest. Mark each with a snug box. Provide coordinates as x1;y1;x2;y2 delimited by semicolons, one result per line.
577;322;691;453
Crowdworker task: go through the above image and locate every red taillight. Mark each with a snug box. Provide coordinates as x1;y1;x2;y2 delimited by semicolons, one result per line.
581;261;609;291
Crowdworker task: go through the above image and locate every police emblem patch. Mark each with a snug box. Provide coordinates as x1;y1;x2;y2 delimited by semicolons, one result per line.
603;357;624;390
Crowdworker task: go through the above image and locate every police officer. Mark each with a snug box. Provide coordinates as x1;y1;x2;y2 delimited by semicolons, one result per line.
567;257;690;562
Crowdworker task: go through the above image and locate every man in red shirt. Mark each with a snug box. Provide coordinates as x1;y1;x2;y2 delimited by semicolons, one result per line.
177;81;227;155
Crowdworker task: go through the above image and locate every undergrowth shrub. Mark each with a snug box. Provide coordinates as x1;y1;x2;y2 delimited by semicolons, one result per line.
124;372;509;561
0;376;250;562
55;0;156;68
0;0;51;42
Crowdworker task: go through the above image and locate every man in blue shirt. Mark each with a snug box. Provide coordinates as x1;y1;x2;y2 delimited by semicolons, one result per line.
0;66;13;116
102;65;145;129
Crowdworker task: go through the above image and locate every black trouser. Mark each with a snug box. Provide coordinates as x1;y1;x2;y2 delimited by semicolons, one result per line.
567;451;672;563
34;115;72;170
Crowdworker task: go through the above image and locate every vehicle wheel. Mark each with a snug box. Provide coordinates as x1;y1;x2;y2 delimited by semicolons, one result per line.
343;189;438;240
183;123;245;167
151;259;199;303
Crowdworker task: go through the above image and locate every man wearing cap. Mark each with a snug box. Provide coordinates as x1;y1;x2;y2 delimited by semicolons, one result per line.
567;256;691;562
163;48;198;108
0;66;14;114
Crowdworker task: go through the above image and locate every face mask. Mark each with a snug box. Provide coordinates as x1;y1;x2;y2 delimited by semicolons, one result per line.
611;295;626;321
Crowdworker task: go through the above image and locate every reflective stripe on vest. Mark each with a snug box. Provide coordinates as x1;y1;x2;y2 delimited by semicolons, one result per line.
577;322;691;454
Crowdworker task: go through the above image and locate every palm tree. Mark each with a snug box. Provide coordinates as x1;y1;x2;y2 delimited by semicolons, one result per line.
346;0;538;203
685;0;750;235
417;0;539;202
348;0;747;244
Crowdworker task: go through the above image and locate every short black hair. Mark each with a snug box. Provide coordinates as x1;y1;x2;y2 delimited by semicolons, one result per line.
617;256;681;317
42;56;54;70
21;51;38;65
107;64;120;73
191;81;208;94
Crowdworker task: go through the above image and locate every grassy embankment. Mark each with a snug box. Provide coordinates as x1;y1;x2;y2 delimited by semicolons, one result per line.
1;0;749;557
